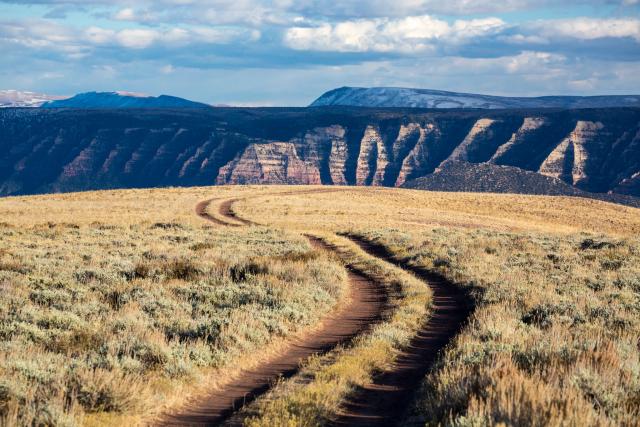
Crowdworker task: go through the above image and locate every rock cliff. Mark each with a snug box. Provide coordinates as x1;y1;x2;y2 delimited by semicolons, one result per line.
0;107;639;201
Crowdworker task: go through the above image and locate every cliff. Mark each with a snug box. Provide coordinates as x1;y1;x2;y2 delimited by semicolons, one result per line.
1;107;639;202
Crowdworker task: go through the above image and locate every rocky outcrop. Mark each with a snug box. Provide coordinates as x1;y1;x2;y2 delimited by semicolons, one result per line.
355;126;385;186
394;124;434;186
614;171;640;196
403;161;640;208
445;119;497;164
216;126;346;185
1;108;639;199
538;121;607;187
489;117;547;163
217;142;321;185
299;126;345;185
329;135;349;185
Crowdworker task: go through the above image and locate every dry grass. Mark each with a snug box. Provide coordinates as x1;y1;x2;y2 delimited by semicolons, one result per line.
233;232;431;426
0;187;347;426
0;186;300;228
233;187;640;426
353;229;640;426
2;185;639;426
233;186;640;236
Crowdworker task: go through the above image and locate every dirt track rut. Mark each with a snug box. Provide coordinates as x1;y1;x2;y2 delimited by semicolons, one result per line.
161;190;470;426
332;236;471;426
157;197;386;426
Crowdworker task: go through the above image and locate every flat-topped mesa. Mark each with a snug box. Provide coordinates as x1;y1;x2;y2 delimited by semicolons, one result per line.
216;142;321;185
2;108;640;198
538;121;606;187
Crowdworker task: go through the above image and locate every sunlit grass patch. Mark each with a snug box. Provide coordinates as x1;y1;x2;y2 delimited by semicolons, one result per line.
0;189;347;426
353;229;640;426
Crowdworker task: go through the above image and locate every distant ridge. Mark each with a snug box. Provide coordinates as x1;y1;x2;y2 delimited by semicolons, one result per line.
310;86;640;109
0;90;66;108
42;91;211;109
403;161;640;208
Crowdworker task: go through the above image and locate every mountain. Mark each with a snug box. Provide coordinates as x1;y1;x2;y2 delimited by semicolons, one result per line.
0;107;639;206
0;90;66;108
310;87;640;109
41;91;211;109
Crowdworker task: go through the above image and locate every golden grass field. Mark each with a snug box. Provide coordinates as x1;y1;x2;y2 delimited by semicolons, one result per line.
1;185;639;426
233;186;640;426
0;187;348;426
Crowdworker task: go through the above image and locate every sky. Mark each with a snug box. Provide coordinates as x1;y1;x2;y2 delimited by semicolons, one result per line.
1;0;639;106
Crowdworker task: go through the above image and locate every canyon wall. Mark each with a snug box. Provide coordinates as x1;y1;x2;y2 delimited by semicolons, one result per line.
1;107;638;198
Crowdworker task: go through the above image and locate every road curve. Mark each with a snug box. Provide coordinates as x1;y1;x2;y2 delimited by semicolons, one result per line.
156;198;386;426
214;193;472;426
332;235;471;426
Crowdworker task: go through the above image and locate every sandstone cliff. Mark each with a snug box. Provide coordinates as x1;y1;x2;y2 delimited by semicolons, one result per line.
1;107;639;199
217;142;321;185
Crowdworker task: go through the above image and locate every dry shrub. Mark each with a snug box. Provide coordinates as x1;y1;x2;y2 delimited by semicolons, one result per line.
69;368;147;413
0;192;343;426
353;229;640;426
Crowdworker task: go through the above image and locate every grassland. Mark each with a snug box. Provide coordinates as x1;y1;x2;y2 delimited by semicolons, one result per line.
233;187;640;426
235;232;431;426
232;186;640;236
2;185;639;426
0;187;347;426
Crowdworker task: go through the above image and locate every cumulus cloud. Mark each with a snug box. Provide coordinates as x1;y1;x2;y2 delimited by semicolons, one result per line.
1;19;261;55
284;15;506;52
284;14;640;57
533;18;640;42
115;28;158;49
1;0;639;102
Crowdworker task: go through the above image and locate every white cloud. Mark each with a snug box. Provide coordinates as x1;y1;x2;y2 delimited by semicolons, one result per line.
115;28;158;49
504;51;566;73
85;26;115;44
284;15;506;52
114;8;136;21
1;19;261;54
533;18;640;42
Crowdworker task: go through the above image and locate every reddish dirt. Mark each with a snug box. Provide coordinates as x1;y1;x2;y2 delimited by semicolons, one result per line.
216;198;254;226
164;191;471;426
332;236;471;426
194;199;238;227
157;199;386;426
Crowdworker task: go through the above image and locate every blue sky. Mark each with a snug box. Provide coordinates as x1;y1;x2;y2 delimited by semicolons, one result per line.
1;0;639;105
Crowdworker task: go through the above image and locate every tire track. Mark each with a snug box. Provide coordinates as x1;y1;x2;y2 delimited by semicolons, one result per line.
332;235;472;426
164;189;471;426
217;192;471;426
158;196;386;426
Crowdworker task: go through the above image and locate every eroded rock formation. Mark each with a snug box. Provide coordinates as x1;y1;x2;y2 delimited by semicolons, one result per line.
217;142;321;185
538;121;607;187
1;108;639;198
